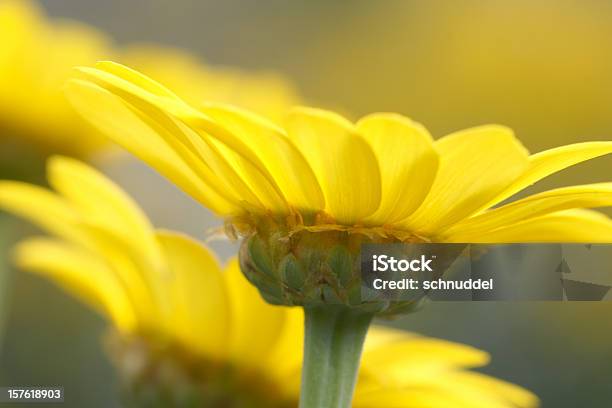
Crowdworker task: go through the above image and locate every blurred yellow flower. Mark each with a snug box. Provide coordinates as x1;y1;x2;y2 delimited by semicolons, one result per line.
0;157;538;407
66;61;612;244
0;0;112;157
0;0;299;160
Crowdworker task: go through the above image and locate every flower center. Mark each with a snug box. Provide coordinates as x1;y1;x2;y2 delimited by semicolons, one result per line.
227;210;429;243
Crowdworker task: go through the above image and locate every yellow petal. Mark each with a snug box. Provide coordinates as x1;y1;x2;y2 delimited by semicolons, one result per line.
446;209;612;243
95;60;180;99
64;79;238;215
47;156;163;270
14;237;136;332
0;181;81;241
443;371;540;408
130;99;271;210
208;137;289;213
156;231;229;358
358;113;438;225
0;179;159;325
201;103;325;212
481;141;612;210
355;389;498;408
90;61;283;170
114;85;266;210
362;326;418;349
286;107;381;224
68;76;248;210
443;183;612;238
356;369;538;408
147;111;288;214
76;222;161;327
401;125;529;234
74;66;287;213
360;334;489;385
223;258;288;368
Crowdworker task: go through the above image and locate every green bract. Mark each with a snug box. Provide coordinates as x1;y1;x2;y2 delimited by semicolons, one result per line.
239;228;423;317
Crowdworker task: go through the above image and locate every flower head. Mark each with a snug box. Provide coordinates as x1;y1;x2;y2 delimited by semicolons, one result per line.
65;62;612;238
0;157;538;407
65;62;612;312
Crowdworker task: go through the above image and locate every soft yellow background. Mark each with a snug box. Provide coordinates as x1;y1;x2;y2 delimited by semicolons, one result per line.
1;1;611;407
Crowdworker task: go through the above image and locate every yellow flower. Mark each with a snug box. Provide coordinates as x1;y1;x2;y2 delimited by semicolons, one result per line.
0;0;299;160
66;61;612;243
0;157;538;407
63;62;612;312
0;0;113;157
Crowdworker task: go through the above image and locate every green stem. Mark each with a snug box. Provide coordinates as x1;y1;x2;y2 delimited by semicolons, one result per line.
299;305;373;408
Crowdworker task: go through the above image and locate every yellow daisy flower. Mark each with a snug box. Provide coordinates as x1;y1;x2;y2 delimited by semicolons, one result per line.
65;61;612;240
0;157;538;407
64;62;612;298
64;61;612;406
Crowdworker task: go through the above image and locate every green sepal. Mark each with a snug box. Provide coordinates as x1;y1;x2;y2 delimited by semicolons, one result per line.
239;228;420;317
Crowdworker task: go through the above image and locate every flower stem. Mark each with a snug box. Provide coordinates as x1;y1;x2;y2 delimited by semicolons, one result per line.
299;305;373;408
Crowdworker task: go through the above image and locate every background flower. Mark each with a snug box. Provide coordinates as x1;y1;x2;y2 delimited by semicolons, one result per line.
0;158;538;407
0;0;113;161
0;3;300;392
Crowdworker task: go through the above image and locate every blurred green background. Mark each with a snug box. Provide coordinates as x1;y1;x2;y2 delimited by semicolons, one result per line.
1;0;612;406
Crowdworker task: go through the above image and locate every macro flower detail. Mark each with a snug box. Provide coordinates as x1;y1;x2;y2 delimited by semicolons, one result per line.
65;61;612;313
0;158;538;408
63;61;612;407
